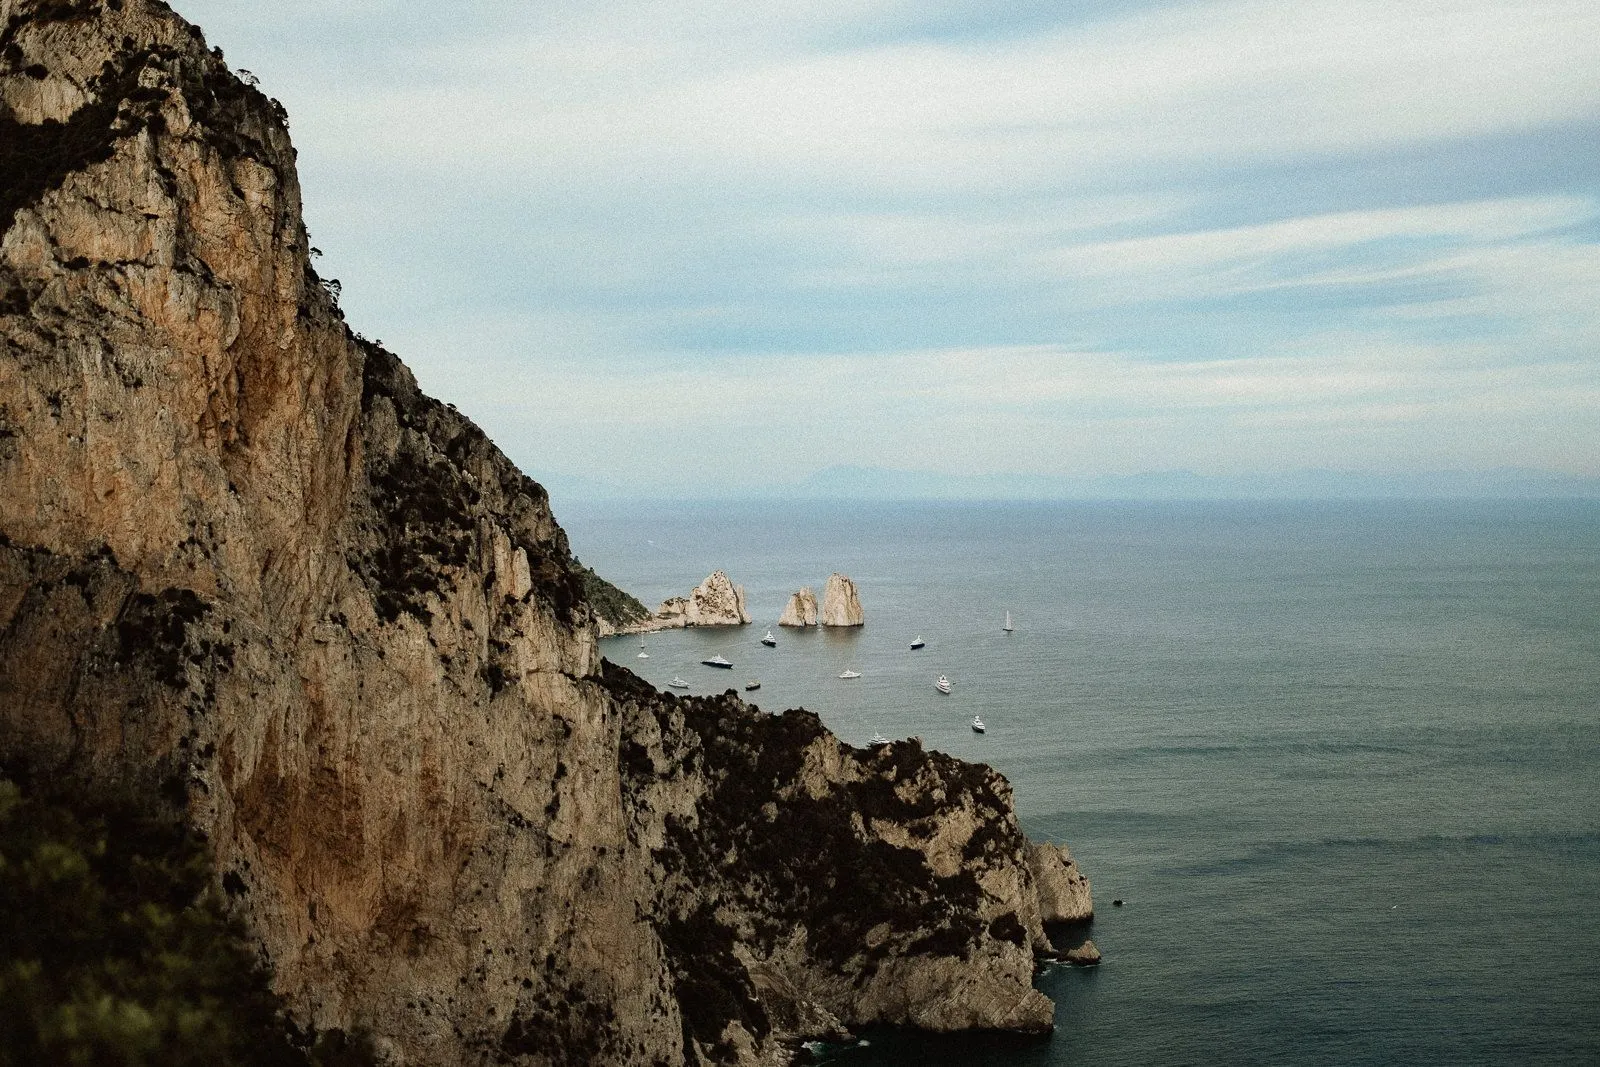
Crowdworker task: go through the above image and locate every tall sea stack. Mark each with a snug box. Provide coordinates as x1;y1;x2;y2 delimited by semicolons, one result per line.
0;3;1083;1062
820;572;865;627
778;586;818;627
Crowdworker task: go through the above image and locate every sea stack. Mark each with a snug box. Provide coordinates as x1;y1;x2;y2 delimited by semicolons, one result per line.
820;573;865;627
653;570;751;627
779;587;819;627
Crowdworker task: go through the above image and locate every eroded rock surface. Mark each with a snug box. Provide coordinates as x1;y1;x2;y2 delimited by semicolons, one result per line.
636;569;750;632
820;573;864;627
1027;842;1094;923
0;3;1084;1063
778;587;817;628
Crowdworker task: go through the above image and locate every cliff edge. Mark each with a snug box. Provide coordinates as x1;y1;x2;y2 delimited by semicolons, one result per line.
0;3;1080;1063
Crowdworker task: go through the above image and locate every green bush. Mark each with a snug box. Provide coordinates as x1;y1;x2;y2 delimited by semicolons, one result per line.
0;776;374;1067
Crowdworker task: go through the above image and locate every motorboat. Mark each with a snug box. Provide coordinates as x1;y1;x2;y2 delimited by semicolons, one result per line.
669;677;690;689
761;630;777;647
935;675;952;694
701;655;734;669
838;669;861;679
910;636;925;650
744;680;761;691
868;733;890;746
971;715;986;733
1003;612;1014;633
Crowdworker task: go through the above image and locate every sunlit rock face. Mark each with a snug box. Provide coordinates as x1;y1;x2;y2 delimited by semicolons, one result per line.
820;573;864;627
668;569;751;628
0;2;1081;1062
779;586;818;627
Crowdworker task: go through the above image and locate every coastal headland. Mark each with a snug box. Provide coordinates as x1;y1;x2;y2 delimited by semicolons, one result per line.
0;3;1092;1063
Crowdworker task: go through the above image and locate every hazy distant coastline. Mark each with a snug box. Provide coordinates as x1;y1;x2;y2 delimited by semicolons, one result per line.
542;465;1600;503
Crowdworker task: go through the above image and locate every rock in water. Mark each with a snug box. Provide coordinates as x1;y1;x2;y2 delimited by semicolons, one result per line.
651;569;749;628
1063;940;1102;966
1027;842;1095;922
820;573;865;627
0;4;1082;1062
779;586;818;627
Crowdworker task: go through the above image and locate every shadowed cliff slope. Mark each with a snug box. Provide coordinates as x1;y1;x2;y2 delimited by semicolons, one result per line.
0;2;1081;1062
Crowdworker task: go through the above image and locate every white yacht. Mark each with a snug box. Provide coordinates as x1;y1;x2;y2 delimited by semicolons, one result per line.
668;676;689;689
761;630;777;647
838;669;861;679
910;636;925;650
701;654;734;669
971;715;986;733
936;675;952;694
868;733;890;746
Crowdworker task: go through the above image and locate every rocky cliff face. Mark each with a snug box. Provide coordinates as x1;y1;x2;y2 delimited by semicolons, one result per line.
820;573;864;628
0;3;1084;1063
1027;843;1094;924
778;587;817;628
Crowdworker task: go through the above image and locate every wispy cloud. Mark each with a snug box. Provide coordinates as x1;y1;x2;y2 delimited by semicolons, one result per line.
176;0;1600;491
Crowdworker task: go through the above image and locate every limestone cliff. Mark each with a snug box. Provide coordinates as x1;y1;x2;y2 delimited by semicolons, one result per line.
778;587;817;628
0;3;1083;1063
820;573;864;628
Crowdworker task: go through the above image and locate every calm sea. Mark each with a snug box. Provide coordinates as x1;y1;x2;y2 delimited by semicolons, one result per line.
561;498;1600;1065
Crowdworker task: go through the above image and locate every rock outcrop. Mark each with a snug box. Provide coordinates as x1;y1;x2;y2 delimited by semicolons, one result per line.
0;4;1084;1063
1027;842;1095;923
1062;940;1101;966
647;569;750;630
778;587;817;627
820;573;864;627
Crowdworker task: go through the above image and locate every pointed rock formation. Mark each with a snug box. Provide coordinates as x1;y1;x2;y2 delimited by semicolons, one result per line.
820;573;865;627
650;569;749;628
779;586;818;627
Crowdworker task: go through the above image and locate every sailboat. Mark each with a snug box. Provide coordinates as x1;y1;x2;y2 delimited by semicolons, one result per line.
761;629;777;647
637;639;649;659
1003;611;1014;633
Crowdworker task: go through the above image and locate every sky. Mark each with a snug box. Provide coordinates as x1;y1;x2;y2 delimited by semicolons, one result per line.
176;0;1600;497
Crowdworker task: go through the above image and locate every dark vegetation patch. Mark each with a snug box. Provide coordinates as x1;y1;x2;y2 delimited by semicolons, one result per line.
352;338;587;627
601;661;999;1003
114;586;231;689
576;561;649;629
496;981;617;1066
0;772;378;1066
657;903;767;1063
351;445;478;626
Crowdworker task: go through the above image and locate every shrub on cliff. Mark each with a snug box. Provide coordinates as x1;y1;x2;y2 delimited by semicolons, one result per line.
577;561;650;629
0;775;374;1067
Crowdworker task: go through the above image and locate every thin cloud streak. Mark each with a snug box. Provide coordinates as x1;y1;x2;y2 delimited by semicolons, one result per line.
171;0;1600;492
